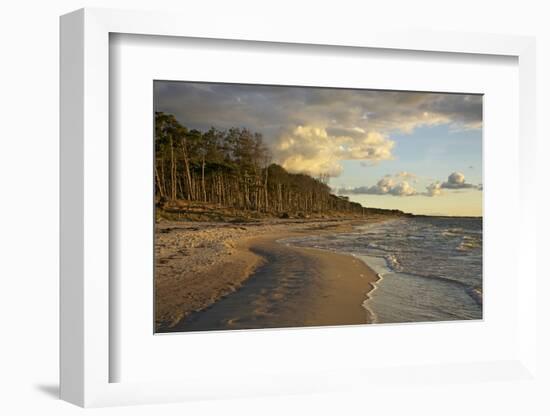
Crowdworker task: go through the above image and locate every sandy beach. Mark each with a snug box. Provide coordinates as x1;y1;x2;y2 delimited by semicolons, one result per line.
155;217;384;332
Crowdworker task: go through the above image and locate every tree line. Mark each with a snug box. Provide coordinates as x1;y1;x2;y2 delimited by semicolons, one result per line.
155;112;368;217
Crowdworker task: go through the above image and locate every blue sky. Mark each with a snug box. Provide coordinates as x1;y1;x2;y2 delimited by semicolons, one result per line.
330;125;483;216
155;81;483;216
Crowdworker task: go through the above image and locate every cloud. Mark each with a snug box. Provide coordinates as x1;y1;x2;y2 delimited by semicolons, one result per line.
389;181;417;196
275;125;394;177
423;172;482;196
424;181;444;197
385;171;417;182
441;172;477;189
155;82;482;177
339;171;482;198
338;177;417;197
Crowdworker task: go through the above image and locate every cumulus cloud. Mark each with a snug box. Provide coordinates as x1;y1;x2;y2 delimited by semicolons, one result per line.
396;171;416;179
338;177;417;197
424;181;444;197
155;81;482;177
384;171;418;182
390;181;417;196
339;171;482;198
275;125;394;176
423;172;482;197
441;172;478;189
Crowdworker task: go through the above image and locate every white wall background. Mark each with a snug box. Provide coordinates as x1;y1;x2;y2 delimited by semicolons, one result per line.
0;1;547;415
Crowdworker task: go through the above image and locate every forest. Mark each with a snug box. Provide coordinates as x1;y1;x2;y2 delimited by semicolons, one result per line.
155;112;402;220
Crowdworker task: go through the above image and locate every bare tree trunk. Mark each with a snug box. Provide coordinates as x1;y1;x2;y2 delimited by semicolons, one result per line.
278;183;282;212
255;176;260;211
160;159;167;200
264;166;269;211
201;156;206;202
170;136;177;201
155;163;166;199
177;177;184;199
180;139;194;200
220;174;226;205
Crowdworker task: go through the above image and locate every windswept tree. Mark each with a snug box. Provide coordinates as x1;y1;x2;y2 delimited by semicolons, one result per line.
154;112;367;216
155;112;187;201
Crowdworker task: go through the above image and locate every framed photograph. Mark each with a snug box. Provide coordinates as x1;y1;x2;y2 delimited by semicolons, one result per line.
152;81;483;333
60;8;537;407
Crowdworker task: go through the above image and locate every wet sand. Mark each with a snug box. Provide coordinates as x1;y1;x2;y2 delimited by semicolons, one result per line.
156;219;383;332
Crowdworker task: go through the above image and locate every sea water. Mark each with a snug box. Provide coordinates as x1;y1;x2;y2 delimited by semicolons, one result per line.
282;217;483;324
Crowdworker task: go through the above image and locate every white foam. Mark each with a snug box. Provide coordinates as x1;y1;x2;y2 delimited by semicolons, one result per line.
353;254;393;324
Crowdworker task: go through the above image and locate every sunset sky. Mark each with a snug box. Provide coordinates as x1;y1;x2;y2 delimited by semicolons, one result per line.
154;81;483;217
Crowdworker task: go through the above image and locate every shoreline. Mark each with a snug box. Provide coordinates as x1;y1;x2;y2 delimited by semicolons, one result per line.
155;217;387;331
286;245;380;326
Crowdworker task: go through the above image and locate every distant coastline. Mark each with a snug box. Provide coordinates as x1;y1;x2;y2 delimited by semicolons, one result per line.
414;214;483;219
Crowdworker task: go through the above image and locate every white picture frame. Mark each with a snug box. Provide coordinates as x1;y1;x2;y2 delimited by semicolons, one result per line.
60;7;537;408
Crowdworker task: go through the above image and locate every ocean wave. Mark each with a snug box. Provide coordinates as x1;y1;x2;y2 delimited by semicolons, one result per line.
384;253;402;272
361;272;385;324
466;287;483;306
443;227;465;234
456;235;482;251
284;217;482;323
